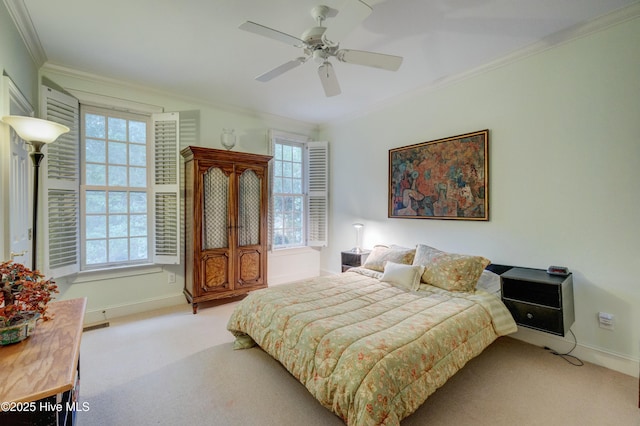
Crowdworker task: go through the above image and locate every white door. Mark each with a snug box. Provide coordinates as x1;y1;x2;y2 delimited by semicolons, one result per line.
3;77;33;267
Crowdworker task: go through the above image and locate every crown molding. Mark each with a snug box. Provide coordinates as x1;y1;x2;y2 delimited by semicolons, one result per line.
41;63;320;131
3;0;47;67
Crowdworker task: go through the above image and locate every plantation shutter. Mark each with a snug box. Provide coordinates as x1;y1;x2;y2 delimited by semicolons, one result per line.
306;141;328;247
41;85;80;278
152;112;180;264
177;111;199;263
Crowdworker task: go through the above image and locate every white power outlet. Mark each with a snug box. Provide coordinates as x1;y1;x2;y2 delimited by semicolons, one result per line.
167;272;176;284
598;312;614;330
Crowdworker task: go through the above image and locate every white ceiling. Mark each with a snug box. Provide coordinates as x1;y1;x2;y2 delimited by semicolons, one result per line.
11;0;639;124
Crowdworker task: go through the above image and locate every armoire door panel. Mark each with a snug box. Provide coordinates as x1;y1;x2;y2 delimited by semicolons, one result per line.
202;252;230;291
238;169;262;247
237;249;262;285
203;166;230;250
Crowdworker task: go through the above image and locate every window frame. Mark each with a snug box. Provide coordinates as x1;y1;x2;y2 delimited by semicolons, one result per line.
79;105;153;270
271;137;306;250
269;130;328;251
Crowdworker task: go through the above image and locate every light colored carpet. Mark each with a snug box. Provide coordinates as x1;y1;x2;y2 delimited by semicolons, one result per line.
77;302;639;425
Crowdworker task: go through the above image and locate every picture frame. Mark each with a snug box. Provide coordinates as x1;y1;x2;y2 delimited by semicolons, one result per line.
388;129;489;220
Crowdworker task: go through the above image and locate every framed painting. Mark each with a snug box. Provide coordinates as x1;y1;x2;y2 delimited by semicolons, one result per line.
388;129;489;220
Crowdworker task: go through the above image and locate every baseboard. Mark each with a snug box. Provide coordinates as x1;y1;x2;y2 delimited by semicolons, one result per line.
83;321;109;332
510;327;639;377
83;293;185;325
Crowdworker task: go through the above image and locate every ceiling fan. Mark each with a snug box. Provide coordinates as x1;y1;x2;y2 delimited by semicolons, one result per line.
239;1;403;97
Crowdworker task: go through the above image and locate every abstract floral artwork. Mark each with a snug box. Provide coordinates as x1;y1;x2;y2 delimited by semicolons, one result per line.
389;130;489;220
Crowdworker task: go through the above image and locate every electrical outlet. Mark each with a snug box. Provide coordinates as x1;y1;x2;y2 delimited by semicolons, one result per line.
598;312;614;330
167;272;176;284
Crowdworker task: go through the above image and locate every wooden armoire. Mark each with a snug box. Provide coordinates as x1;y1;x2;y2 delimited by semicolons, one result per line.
182;146;271;313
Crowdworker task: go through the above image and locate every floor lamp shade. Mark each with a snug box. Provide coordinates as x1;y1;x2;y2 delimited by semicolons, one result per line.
2;116;70;271
2;116;70;144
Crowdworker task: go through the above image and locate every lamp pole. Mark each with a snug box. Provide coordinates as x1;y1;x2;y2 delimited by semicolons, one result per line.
29;141;46;271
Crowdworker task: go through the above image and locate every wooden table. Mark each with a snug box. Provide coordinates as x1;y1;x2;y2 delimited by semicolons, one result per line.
0;298;86;424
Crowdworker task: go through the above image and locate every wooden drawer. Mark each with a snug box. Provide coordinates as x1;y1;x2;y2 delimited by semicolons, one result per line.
503;299;565;336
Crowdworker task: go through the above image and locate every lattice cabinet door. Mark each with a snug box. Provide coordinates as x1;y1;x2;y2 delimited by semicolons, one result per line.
236;165;268;289
202;165;232;293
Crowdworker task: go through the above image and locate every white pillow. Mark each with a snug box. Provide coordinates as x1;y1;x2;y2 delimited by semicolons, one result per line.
475;269;501;295
380;261;425;291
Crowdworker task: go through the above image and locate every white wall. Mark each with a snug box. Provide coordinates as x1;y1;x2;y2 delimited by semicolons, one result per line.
320;16;640;376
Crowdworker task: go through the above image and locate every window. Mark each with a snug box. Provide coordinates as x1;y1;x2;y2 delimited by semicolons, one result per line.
41;85;181;278
81;107;151;268
272;140;305;248
270;131;328;250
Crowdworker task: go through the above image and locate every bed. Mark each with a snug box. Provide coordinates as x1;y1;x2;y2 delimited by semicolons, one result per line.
227;244;517;425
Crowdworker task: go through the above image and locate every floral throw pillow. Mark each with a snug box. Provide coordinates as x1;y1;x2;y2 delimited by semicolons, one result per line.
362;245;416;272
413;244;490;292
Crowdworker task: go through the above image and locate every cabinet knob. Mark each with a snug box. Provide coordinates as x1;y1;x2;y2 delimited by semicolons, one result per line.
526;312;534;319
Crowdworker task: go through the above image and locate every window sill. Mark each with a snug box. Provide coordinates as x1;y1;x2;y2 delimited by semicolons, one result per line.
70;263;164;284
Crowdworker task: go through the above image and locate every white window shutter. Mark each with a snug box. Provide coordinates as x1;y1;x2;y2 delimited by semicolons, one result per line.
152;112;180;264
267;135;276;251
306;141;328;247
41;85;80;278
177;110;199;263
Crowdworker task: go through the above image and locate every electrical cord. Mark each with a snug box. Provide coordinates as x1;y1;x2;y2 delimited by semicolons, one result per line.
543;329;584;366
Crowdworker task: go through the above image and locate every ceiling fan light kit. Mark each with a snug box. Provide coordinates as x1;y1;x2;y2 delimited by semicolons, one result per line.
239;1;403;97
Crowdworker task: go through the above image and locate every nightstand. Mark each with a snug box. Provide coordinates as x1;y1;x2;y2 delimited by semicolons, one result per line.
341;250;371;272
500;267;575;336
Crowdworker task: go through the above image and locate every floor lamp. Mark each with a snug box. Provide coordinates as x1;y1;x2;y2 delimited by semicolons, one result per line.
2;116;70;271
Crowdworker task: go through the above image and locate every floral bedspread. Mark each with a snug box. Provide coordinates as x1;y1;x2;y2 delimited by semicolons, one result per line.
227;269;517;426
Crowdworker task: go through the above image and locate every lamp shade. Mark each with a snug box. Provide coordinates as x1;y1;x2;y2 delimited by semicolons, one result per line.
2;115;69;143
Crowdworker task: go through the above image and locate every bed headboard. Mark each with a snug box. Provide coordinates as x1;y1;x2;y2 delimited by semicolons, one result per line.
485;264;514;275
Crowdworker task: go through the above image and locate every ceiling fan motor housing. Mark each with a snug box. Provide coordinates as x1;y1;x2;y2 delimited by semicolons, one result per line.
301;26;327;46
302;26;338;63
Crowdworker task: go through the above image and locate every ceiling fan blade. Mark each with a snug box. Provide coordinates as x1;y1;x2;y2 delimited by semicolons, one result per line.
239;21;304;47
336;49;403;71
318;61;341;97
321;0;372;45
256;57;307;82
